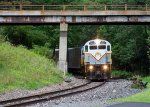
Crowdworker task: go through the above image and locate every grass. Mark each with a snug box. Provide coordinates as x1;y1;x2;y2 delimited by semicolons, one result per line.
111;70;132;78
112;76;150;103
0;42;63;93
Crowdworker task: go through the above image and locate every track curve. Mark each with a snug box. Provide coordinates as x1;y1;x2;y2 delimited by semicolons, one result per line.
0;81;105;107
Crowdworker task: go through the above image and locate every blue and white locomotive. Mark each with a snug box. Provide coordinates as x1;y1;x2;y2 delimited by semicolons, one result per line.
81;39;112;80
55;39;112;80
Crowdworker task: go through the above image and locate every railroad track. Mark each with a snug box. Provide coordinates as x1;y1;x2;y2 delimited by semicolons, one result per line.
0;81;105;107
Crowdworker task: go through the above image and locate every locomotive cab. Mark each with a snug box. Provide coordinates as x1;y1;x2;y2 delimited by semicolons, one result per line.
82;39;112;80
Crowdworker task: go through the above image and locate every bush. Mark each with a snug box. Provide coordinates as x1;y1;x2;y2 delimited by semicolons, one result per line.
0;35;5;42
31;45;52;58
131;75;148;89
111;70;132;79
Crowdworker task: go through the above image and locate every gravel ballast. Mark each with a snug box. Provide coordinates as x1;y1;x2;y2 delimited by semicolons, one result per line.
0;79;144;107
0;77;87;101
30;79;144;107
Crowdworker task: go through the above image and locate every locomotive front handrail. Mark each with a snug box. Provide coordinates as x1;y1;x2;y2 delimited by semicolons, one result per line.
0;4;149;11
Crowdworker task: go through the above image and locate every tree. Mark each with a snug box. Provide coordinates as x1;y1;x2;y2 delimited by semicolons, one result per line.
0;0;31;4
147;26;150;70
1;0;150;75
100;25;149;74
3;26;48;48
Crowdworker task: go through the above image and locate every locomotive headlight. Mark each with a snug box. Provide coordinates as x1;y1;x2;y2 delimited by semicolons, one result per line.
89;65;94;70
103;65;108;70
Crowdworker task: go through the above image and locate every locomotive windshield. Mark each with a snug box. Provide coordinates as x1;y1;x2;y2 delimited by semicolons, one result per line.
98;45;106;49
90;46;97;50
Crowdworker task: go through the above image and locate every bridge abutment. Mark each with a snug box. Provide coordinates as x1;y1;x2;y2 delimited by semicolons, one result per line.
58;22;68;74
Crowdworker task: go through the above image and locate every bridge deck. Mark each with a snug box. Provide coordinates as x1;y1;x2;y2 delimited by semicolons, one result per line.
0;10;150;16
0;5;150;24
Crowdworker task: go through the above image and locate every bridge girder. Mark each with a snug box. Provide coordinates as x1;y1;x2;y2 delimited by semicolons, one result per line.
0;16;150;24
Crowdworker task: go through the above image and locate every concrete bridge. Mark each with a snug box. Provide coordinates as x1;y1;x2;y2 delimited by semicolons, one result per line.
0;4;150;73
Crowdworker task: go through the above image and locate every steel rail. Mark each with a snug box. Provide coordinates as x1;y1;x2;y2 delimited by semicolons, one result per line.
0;81;91;106
0;81;105;107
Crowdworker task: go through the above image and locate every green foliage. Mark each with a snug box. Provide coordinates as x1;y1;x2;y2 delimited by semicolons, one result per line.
38;25;60;48
30;0;73;4
131;84;141;89
0;0;149;75
68;25;99;47
0;0;31;4
131;75;146;89
2;25;150;75
0;27;5;42
32;45;52;58
2;0;148;5
147;31;150;60
143;76;150;83
0;42;63;93
113;76;150;103
101;25;149;74
3;26;48;48
1;0;150;5
113;88;150;103
0;35;4;42
112;70;132;78
132;75;142;81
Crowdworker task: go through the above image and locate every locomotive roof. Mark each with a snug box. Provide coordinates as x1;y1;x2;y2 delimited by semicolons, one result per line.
84;39;111;46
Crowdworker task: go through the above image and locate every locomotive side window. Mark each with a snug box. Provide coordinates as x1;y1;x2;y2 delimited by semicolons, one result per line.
90;46;97;50
98;45;106;49
85;45;88;52
107;45;110;51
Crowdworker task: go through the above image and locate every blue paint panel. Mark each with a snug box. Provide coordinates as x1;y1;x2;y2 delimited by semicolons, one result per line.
88;55;107;64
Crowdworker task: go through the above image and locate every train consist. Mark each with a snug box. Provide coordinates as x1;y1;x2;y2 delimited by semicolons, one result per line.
55;39;112;80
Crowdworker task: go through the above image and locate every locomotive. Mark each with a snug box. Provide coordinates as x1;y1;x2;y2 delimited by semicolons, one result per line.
81;39;112;80
55;39;112;80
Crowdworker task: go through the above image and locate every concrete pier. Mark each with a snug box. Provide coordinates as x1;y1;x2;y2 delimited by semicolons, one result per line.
58;22;68;73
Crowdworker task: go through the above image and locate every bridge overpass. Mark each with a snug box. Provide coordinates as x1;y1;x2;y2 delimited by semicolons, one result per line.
0;5;150;24
0;4;150;73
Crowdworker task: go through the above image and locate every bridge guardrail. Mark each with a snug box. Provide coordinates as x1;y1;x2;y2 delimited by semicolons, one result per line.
0;4;149;11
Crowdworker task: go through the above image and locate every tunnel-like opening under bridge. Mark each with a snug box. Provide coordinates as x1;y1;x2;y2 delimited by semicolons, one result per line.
0;4;150;74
